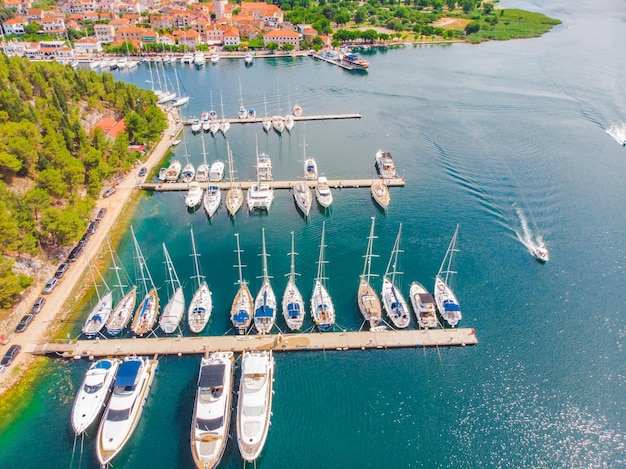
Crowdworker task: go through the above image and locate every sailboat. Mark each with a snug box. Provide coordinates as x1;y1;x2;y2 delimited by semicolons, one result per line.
434;224;463;327
293;182;312;218
284;90;295;132
371;179;390;211
130;226;159;337
170;67;190;107
262;94;272;133
159;243;185;334
272;83;285;133
82;261;114;339
303;135;318;180
188;228;213;333
310;222;335;331
357;217;383;330
225;142;243;217
105;236;137;336
219;91;230;135
254;229;276;335
282;231;305;331
195;135;209;182
231;233;253;334
181;138;195;183
203;184;221;219
238;78;247;119
381;224;410;329
208;90;219;135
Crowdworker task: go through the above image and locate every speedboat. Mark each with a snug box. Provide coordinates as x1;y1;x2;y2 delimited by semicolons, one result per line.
244;52;253;64
203;185;221;218
191;119;202;133
186;182;203;209
357;217;383;330
304;158;318;180
194;51;206;66
166;159;182;182
375;149;397;178
247;182;274;212
371;180;390;211
256;152;272;181
236;350;274;462
210;51;219;63
293;182;312;218
71;358;121;435
315;176;333;208
272;116;284;134
409;282;439;329
209;160;225;182
158;167;167;182
96;356;158;465
231;234;253;334
82;291;113;338
181;162;195;183
434;225;462;327
171;139;182;146
310;222;335;331
190;352;234;469
253;229;276;335
282;232;306;331
181;53;194;64
531;244;549;262
188;228;213;334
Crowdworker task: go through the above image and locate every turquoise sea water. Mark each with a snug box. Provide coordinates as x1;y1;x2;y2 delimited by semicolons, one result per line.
2;1;626;467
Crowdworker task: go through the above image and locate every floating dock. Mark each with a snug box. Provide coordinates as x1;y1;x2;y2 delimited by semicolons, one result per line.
180;113;362;125
140;177;405;191
30;328;477;358
311;52;362;70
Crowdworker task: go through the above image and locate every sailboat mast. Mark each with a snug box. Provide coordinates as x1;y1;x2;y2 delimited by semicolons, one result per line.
261;228;269;282
234;233;246;287
438;225;459;283
162;243;176;297
107;235;127;296
220;91;226;120
288;231;298;282
190;228;204;289
87;260;103;302
386;224;403;285
227;141;235;184
362;217;377;282
316;222;328;283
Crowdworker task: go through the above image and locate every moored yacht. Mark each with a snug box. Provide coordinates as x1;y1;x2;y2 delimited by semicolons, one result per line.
371;179;390;211
96;356;158;466
311;222;335;331
231;234;253;334
224;142;243;217
253;229;276;335
190;352;234;469
434;225;463;327
381;224;410;329
304;158;318;180
181;53;194;64
210;51;219;63
284;113;295;132
159;243;185;334
272;115;285;134
342;52;370;69
209;160;224;182
185;182;203;209
82;290;113;338
203;185;221;219
188;228;213;333
247;182;274;212
315;176;333;208
256;151;272;181
236;350;274;462
71;358;121;435
244;52;253;64
293;182;312;218
166;159;182;182
357;217;383;330
105;238;137;337
130;227;160;337
375;149;397;178
194;51;206;66
282;231;306;331
409;282;439;329
181;161;195;184
191;118;202;134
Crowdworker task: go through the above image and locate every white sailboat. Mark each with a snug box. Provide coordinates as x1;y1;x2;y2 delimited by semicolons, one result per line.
381;224;411;329
208;90;219;135
409;282;439;329
236;350;274;463
166;159;181;182
262;94;272;133
188;228;213;333
203;184;221;219
159;243;185;334
238;78;247;119
282;231;305;331
310;222;335;331
254;228;276;335
181;136;195;183
170;68;190;107
293;182;312;218
219;91;230;135
71;358;121;435
225;142;243;217
357;217;383;330
371;179;390;211
82;262;113;338
105;236;137;336
130;226;160;337
315;176;333;208
303;135;318;180
190;351;234;469
96;356;158;465
434;224;463;327
195;135;210;182
231;234;253;334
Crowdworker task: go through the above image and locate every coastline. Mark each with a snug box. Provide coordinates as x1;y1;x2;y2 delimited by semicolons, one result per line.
0;106;180;399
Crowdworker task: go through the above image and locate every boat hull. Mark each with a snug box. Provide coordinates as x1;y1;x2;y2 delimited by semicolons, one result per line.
381;277;411;329
434;276;462;327
282;280;305;331
131;289;159;336
159;286;185;334
231;285;253;334
253;281;276;335
357;278;382;329
409;282;439;329
311;281;335;331
188;282;213;333
106;287;137;336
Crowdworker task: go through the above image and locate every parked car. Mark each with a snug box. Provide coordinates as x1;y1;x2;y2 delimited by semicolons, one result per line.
79;233;90;247
42;277;58;294
1;345;21;368
54;262;69;279
103;187;116;198
139;167;147;177
87;221;98;235
15;314;34;333
31;297;45;314
96;208;106;220
67;245;83;262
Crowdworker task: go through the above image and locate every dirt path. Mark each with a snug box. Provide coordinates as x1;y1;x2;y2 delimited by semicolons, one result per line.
0;108;181;395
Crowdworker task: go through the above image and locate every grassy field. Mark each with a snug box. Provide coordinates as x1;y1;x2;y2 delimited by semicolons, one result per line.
466;9;562;43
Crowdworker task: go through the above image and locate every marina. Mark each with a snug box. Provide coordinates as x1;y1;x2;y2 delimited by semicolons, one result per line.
31;328;478;358
180;113;362;126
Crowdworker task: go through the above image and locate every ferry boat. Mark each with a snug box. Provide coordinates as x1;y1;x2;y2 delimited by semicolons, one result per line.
231;234;253;334
342;52;370;69
71;358;121;435
375;149;397;178
311;222;335;331
253;229;276;335
188;228;213;334
236;350;274;462
381;224;411;329
434;225;462;327
96;356;158;465
282;231;306;331
409;281;439;329
190;352;233;469
315;176;333;208
357;217;383;330
185;182;203;209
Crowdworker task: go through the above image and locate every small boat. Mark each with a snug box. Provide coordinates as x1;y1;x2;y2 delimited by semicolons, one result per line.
257;152;272;181
409;282;439;329
96;356;158;466
248;109;256;119
371;179;390;211
209;160;225;182
191;118;202;134
293;103;303;117
186;182;203;209
284;114;295;132
166;159;182;182
262;94;272;132
272;116;285;134
219;92;230;135
238;79;248;119
244;52;253;64
434;225;463;327
282;231;306;331
203;185;221;219
253;229;276;335
195;136;210;182
375;149;397;178
105;237;136;336
117;57;128;69
89;60;101;70
194;51;206;66
231;234;253;334
158;167;168;181
130;227;160;336
342;52;370;69
171;139;181;146
171;95;190;107
181;53;194;64
315;176;333;208
202;117;211;133
381;224;410;329
236;350;274;462
71;358;121;435
159;243;185;334
209;119;220;136
293;182;312;218
190;352;234;469
224;143;243;217
181;161;195;184
247;182;274;212
188;228;213;334
531;243;549;262
310;222;335;331
126;59;138;69
303;143;318;181
82;290;113;338
210;51;219;63
357;217;383;330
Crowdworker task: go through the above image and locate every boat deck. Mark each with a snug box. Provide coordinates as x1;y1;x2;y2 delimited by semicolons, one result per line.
30;328;477;358
141;178;405;191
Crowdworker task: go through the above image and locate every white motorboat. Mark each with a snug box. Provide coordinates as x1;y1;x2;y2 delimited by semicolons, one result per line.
89;60;101;70
224;143;243;217
166;159;181;182
375;148;398;178
159;243;185;334
188;228;213;333
248;109;256;119
71;358;121;435
531;243;549;262
244;52;254;64
315;176;333;208
231;234;253;334
293;182;312;218
190;352;234;469
254;229;276;335
293;103;303;117
105;237;137;336
181;53;194;64
304;159;318;180
236;350;274;462
282;231;306;331
310;222;335;331
126;59;138;69
434;224;463;327
210;51;219;63
256;151;272;181
371;179;390;211
194;51;206;66
181;161;195;184
96;356;158;466
357;217;383;330
171;139;181;146
203;185;221;219
262;94;272;132
158;167;168;182
284;113;295;132
130;227;160;337
209;160;225;182
185;181;203;209
82;290;113;338
381;224;410;329
196;134;210;182
272;115;285;133
191;118;202;133
247;182;274;212
117;57;128;69
219;92;230;135
409;282;439;329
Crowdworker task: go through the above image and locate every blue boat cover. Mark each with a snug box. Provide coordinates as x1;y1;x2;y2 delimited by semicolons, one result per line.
94;360;112;370
255;305;274;318
233;310;249;323
443;301;461;312
287;303;300;318
115;360;141;387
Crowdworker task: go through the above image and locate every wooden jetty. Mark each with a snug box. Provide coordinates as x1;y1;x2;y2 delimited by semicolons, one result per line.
30;328;478;359
311;52;361;70
181;113;361;125
140;177;405;192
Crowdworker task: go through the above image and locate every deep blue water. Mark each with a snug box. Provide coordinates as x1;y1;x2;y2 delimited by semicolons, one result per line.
1;0;625;467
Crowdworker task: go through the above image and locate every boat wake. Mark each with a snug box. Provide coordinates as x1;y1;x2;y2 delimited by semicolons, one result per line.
605;122;626;146
513;205;547;259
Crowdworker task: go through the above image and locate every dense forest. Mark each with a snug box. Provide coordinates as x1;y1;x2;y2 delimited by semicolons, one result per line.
0;54;166;308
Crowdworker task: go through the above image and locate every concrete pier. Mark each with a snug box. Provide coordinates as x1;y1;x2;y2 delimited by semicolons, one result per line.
181;113;362;125
140;178;405;191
